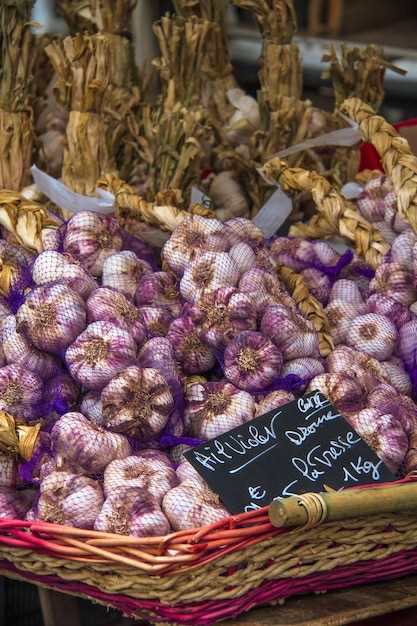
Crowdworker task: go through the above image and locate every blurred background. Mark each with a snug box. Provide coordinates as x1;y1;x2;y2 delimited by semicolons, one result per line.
32;0;417;122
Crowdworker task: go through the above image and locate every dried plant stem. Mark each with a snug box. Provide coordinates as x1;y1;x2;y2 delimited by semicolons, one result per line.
0;110;33;193
173;0;226;21
260;40;302;101
341;97;417;236
261;157;390;268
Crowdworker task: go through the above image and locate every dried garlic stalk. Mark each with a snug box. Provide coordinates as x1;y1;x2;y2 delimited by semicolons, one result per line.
173;0;226;21
55;1;95;34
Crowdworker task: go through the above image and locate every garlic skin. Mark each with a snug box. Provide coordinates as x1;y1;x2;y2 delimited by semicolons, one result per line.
239;268;295;315
229;242;256;275
136;272;181;317
0;487;33;520
326;346;386;393
180;252;239;303
101;366;174;440
162;215;228;277
32;251;97;299
163;480;228;531
1;315;59;380
261;304;320;360
103;454;178;501
17;284;86;354
37;471;104;529
0;452;16;488
51;412;131;474
66;321;136;390
102;251;152;300
0;364;43;419
281;358;325;388
301;269;331;304
224;331;283;392
95;487;170;536
80;391;104;426
189;287;257;350
370;262;416;306
330;280;365;306
347;313;397;361
185;380;255;439
380;359;412;396
167;316;215;374
63;212;123;276
390;230;417;266
307;373;366;416
348;408;407;474
366;293;411;329
255;391;295;417
86;288;145;346
325;300;366;345
139;306;173;339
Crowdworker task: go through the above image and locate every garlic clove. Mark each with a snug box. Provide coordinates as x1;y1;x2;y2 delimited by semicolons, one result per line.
167;315;215;374
347;313;397;361
0;364;43;419
101;366;174;440
163;479;228;531
239;268;295;316
398;320;417;371
102;251;152;300
17;284;87;354
224;331;283;392
180;252;239;303
41;227;63;251
255;391;295;417
270;237;315;270
86;288;146;346
367;383;417;434
103;454;178;501
66;321;136;390
330;279;365;306
224;218;263;249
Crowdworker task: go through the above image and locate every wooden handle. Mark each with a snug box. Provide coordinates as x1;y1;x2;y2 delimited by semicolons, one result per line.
269;483;417;528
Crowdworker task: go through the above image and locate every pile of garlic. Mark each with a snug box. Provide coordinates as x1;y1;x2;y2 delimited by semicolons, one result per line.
1;208;417;534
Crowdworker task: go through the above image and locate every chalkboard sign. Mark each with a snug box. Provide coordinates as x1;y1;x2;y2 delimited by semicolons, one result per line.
185;391;396;514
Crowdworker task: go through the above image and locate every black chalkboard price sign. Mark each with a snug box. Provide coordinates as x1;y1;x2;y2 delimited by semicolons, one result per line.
185;391;396;515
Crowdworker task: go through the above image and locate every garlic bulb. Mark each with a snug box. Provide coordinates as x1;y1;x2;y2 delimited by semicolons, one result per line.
301;269;331;304
347;313;397;361
239;268;295;314
326;345;386;392
86;288;145;345
366;293;411;329
224;331;283;392
163;480;228;531
17;284;86;354
138;337;182;391
224;218;263;249
390;230;417;266
190;287;257;350
307;373;366;416
136;271;181;316
370;262;416;306
139;306;173;339
95;487;170;536
43;373;79;420
32;251;97;299
63;212;122;276
348;408;407;474
380;359;412;396
185;380;255;439
102;251;152;300
229;242;256;275
162;215;228;276
51;412;131;474
329;279;364;306
80;391;104;426
167;316;215;374
176;459;205;484
41;228;62;251
357;176;395;222
101;366;174;440
313;241;340;266
367;383;417;434
225;89;260;146
1;315;59;380
0;487;33;520
180;252;239;303
281;358;324;388
325;300;366;345
398;320;417;372
270;237;315;271
37;471;103;529
66;321;136;390
0;452;16;488
255;391;295;417
385;205;409;234
209;171;250;220
261;304;320;360
103;453;178;501
0;364;43;419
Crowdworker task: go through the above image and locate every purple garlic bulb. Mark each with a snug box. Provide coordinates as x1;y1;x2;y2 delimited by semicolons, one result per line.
347;313;397;361
1;315;60;380
380;359;411;396
66;321;136;390
189;287;257;350
229;242;256;275
301;269;331;304
163;480;228;531
103;453;178;502
51;412;131;474
399;320;417;374
37;471;104;529
357;175;395;222
32;251;97;299
136;271;181;316
167;316;215;374
281;358;324;389
261;304;320;360
390;230;417;267
0;452;16;488
102;251;152;301
63;212;123;276
370;262;416;306
95;487;170;536
326;346;387;393
330;279;365;307
224;218;263;249
255;391;295;417
224;331;283;391
17;284;86;354
239;268;295;315
367;293;411;329
41;227;62;251
0;364;43;419
139;306;173;339
325;300;366;345
180;252;240;303
367;383;417;434
185;380;255;439
138;337;182;392
80;391;104;426
0;487;33;520
307;373;366;416
43;373;79;420
86;288;146;346
270;237;315;270
176;459;205;484
101;366;174;440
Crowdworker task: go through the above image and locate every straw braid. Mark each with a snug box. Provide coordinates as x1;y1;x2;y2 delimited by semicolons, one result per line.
277;265;334;357
341;97;417;234
261;158;389;268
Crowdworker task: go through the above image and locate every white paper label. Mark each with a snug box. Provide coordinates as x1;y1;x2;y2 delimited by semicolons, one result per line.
253;187;293;238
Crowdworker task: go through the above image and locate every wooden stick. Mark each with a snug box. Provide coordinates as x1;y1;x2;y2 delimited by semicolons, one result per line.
269;483;417;528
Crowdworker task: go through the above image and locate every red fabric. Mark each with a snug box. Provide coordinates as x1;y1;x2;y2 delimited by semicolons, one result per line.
359;118;417;172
